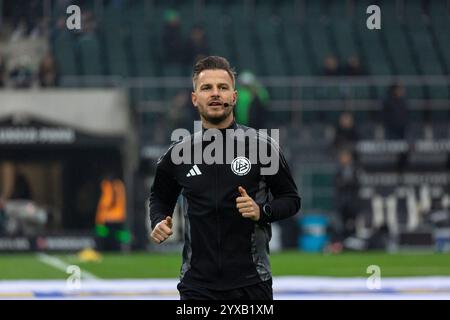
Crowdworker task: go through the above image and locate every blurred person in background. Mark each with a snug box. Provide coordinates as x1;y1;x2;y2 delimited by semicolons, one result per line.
95;173;129;251
322;54;342;76
10;18;28;42
80;9;98;38
9;0;42;41
382;83;409;140
184;25;210;66
9;56;34;88
333;112;359;151
235;71;270;129
343;55;366;76
0;166;47;236
334;149;360;241
38;53;60;87
161;9;184;65
166;89;198;133
9;172;33;201
29;17;48;39
0;164;33;205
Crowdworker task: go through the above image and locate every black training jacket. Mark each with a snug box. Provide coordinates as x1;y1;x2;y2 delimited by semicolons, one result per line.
149;120;301;290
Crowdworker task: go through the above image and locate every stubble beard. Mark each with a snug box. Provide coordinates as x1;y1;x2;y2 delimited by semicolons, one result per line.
199;106;232;125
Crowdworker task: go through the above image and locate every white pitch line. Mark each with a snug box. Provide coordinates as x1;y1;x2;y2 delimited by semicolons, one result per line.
36;253;100;280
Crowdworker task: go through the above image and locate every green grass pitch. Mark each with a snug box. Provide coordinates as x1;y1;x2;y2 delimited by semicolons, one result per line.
1;251;450;280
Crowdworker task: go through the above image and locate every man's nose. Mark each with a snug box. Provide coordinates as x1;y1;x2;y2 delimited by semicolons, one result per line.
210;87;220;96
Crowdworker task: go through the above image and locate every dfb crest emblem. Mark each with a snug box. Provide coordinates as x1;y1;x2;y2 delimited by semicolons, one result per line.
231;157;251;176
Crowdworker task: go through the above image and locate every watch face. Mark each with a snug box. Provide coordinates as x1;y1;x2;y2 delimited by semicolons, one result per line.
264;204;272;217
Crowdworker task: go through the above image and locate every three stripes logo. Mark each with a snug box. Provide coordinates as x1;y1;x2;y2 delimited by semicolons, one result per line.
186;165;202;177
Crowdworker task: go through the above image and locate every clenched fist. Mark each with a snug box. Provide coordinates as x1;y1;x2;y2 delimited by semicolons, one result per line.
236;186;260;221
150;216;173;244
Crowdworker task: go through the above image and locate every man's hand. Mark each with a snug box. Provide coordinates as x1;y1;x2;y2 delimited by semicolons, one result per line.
236;186;260;221
150;216;173;244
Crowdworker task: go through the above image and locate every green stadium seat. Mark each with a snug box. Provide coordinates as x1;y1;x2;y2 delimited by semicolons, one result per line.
430;1;450;74
78;34;103;75
53;31;78;76
430;109;450;124
331;20;358;63
105;30;129;77
203;5;232;60
328;0;350;19
353;110;369;123
231;21;260;74
307;21;335;74
312;172;334;188
130;33;156;77
305;0;323;21
283;24;314;75
382;2;418;75
351;86;372;100
405;85;426;100
277;0;297;25
409;31;445;75
255;18;288;76
354;0;391;75
404;0;445;75
428;86;450;100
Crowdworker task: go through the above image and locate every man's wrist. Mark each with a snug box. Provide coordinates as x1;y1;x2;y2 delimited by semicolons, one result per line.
258;203;272;224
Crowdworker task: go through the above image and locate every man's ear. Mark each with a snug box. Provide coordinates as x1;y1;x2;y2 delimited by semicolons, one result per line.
233;90;238;105
191;91;197;107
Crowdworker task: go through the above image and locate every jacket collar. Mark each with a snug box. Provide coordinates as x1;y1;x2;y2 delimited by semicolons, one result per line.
201;119;238;133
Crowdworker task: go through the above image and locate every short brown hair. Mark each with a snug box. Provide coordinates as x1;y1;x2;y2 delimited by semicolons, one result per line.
192;56;236;90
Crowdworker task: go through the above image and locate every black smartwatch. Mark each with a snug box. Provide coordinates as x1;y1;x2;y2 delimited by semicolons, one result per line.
261;203;273;221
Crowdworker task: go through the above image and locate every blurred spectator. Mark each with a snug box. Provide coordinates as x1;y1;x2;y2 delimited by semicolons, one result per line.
334;149;360;240
184;25;210;66
422;0;431;17
79;9;98;38
29;17;47;39
0;55;6;87
95;173;129;251
0;164;32;202
343;55;366;76
50;15;68;42
334;112;359;151
0;164;49;236
235;71;270;129
38;53;60;87
162;9;184;64
10;172;33;200
9;0;42;41
323;54;342;76
381;83;409;140
10;18;28;42
9;56;34;88
166;89;197;133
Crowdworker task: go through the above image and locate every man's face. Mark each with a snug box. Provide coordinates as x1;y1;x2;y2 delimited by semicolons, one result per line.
340;113;354;129
192;69;237;126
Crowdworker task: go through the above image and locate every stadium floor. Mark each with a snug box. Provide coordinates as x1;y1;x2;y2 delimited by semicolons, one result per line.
1;276;450;300
2;252;450;299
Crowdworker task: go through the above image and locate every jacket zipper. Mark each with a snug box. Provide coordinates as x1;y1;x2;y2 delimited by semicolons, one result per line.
216;164;222;277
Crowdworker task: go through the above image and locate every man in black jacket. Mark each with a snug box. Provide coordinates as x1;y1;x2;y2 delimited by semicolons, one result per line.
149;56;301;300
